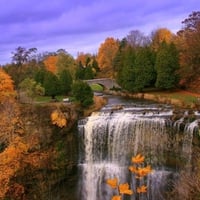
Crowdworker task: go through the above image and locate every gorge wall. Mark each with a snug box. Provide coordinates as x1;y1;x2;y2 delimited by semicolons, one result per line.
7;103;79;200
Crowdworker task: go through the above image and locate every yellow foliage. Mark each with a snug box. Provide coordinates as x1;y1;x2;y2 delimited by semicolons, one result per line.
131;154;145;164
0;69;15;102
97;37;119;78
137;185;147;193
135;165;152;179
119;183;133;195
44;55;58;73
128;165;138;173
106;154;152;199
0;137;28;199
51;110;67;128
106;177;118;189
112;195;121;200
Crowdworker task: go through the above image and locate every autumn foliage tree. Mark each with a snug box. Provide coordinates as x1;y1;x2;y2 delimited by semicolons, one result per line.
0;69;18;145
151;28;175;51
43;55;58;74
176;11;200;84
97;37;119;78
0;69;15;101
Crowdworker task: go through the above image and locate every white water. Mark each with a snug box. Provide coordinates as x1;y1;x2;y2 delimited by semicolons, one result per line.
78;101;198;200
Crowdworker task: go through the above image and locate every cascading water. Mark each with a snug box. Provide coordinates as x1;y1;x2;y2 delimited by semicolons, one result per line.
78;96;199;200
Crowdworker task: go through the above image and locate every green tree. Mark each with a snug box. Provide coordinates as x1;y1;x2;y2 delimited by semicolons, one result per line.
56;51;77;78
155;42;179;89
43;71;61;99
34;68;48;85
117;46;136;91
75;62;85;80
72;81;93;107
58;69;72;95
133;47;156;91
19;78;45;102
84;66;94;79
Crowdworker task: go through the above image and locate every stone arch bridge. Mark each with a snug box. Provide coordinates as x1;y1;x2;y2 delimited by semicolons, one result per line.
85;78;120;89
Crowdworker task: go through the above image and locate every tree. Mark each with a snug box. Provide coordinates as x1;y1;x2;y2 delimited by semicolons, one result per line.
11;46;37;66
34;68;48;85
155;42;179;89
0;69;15;102
76;52;92;67
176;11;200;83
58;69;72;95
84;66;94;80
43;55;58;74
56;51;77;78
126;30;150;49
133;47;156;91
97;37;119;78
151;28;174;51
19;78;45;103
116;46;136;91
43;71;61;99
72;81;93;107
0;69;20;149
75;62;85;80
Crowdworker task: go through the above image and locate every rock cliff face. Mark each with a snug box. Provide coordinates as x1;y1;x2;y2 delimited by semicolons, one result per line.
12;104;79;200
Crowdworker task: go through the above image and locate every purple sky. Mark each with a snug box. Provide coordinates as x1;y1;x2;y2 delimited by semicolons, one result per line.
0;0;199;64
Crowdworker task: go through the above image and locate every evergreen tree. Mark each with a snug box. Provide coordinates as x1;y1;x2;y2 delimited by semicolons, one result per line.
155;42;179;89
117;46;136;91
75;61;85;80
34;68;47;85
43;71;61;99
84;66;94;79
72;81;93;107
133;47;156;91
59;69;72;95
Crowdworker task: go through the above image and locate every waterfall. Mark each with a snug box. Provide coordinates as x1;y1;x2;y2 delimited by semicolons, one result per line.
78;102;198;200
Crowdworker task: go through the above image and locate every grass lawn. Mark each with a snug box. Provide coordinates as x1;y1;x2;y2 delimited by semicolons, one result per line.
90;83;104;92
149;90;199;105
35;95;68;103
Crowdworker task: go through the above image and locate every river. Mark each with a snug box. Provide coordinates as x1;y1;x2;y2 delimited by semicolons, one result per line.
77;94;199;200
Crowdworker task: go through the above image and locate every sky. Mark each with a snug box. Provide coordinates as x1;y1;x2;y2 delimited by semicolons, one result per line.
0;0;199;64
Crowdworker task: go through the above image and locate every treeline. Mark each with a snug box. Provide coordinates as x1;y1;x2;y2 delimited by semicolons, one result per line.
2;11;200;100
97;11;200;92
3;48;97;107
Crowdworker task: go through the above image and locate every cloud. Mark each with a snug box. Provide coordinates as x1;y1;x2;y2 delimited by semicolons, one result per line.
0;0;199;64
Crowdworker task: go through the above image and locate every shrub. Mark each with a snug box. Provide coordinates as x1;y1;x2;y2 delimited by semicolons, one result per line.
72;80;94;107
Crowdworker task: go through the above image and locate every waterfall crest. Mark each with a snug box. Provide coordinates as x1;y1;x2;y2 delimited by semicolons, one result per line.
78;101;198;200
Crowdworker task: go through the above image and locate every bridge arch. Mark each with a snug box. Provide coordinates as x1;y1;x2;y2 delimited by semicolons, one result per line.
85;78;120;90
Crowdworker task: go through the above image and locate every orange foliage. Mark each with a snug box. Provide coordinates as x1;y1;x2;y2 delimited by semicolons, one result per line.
131;154;145;164
137;185;147;193
24;152;49;168
0;69;20;144
97;37;119;78
44;55;58;73
106;154;152;200
106;177;118;189
51;109;67;128
0;69;15;102
112;195;121;200
76;52;92;66
119;183;133;195
0;137;28;199
151;28;174;51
